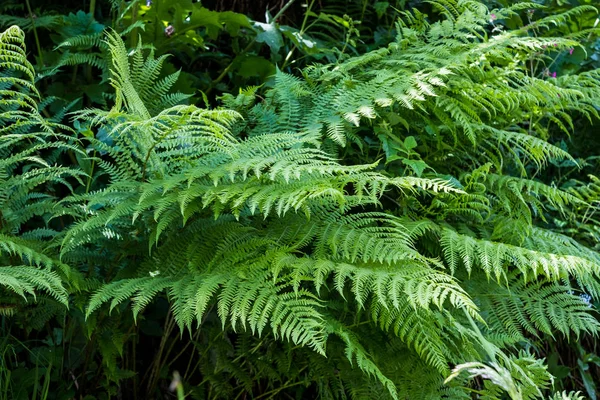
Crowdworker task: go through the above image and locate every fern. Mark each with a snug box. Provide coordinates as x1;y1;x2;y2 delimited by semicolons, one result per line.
0;26;81;305
3;0;600;396
56;2;600;395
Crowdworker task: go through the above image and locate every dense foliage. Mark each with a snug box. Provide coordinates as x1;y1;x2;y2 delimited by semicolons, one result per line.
1;0;600;399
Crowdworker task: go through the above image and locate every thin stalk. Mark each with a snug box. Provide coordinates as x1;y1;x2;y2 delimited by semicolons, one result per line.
133;325;138;400
272;0;297;22
146;310;176;394
85;150;97;194
71;65;79;85
154;0;161;43
463;308;496;362
206;38;256;95
166;328;201;370
85;0;98;83
130;1;139;48
253;380;307;400
207;0;297;94
281;0;316;70
24;0;44;66
360;0;368;21
40;363;52;400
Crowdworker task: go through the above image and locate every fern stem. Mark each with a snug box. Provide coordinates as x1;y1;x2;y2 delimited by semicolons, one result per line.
146;309;176;394
462;308;496;362
253;379;307;400
24;0;44;66
85;150;97;194
167;323;202;371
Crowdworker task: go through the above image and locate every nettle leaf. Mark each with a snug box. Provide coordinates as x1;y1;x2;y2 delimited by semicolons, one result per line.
188;5;222;39
218;11;252;36
404;136;418;151
402;159;429;177
374;2;391;19
280;26;320;54
254;22;284;53
237;55;275;79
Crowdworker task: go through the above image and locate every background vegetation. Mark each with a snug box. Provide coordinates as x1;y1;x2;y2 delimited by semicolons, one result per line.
0;0;599;398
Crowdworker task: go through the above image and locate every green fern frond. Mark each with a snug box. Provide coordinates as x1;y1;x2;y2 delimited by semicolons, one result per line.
0;266;67;303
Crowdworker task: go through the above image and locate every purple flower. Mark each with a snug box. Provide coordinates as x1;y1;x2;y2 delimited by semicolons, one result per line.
553;43;558;47
164;25;175;37
580;293;593;308
551;72;557;78
490;13;497;21
569;48;574;55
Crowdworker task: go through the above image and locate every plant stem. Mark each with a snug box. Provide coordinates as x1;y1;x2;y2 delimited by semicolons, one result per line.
463;308;496;362
206;38;256;95
25;0;44;66
146;309;176;394
253;380;306;400
85;0;97;83
272;0;297;23
282;0;315;70
360;0;368;21
85;150;97;194
130;1;139;48
206;0;297;95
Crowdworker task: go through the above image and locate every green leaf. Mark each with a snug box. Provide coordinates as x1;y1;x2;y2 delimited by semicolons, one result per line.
254;22;284;53
374;2;390;19
188;6;222;39
57;11;104;41
403;136;418;150
578;358;597;400
218;11;252;36
402;159;428;177
280;26;319;54
237;56;275;79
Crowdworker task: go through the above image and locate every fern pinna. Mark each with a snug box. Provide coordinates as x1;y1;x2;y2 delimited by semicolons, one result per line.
2;0;600;398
